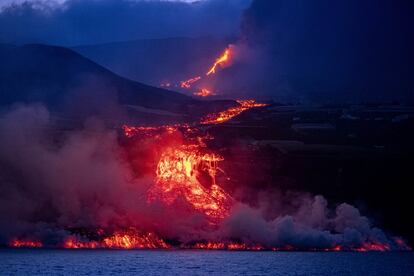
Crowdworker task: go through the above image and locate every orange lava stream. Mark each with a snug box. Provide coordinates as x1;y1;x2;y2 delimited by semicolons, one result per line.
9;100;407;252
180;76;201;89
148;144;231;220
9;239;43;248
194;88;214;97
206;47;232;76
123;100;268;221
178;45;233;93
122;124;190;138
201;100;268;125
63;230;170;249
355;242;391;252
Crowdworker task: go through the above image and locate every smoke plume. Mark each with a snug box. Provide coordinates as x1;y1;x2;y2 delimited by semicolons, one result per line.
0;104;408;250
216;0;414;103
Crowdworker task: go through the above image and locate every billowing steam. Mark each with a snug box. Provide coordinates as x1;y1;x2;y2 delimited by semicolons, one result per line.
0;104;409;251
212;0;413;102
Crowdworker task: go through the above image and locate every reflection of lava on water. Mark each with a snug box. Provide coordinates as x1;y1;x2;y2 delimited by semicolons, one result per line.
206;47;233;76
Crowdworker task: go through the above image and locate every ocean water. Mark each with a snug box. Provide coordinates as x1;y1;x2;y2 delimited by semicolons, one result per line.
1;249;413;276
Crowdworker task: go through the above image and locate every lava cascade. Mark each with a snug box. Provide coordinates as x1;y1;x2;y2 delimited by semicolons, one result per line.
206;47;233;76
5;102;411;252
148;144;231;220
176;45;234;96
194;88;214;97
180;76;201;89
201;100;268;125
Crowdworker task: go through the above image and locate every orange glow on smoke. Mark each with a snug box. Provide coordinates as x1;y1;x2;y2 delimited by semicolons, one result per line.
10;101;404;252
201;100;268;125
9;239;43;248
355;242;391;252
64;230;169;249
394;237;412;250
194;88;215;97
325;245;342;252
206;47;233;76
149;144;231;220
122;100;268;220
180;76;201;89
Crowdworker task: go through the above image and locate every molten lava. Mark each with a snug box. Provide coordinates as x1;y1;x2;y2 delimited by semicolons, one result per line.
9;239;43;248
194;88;214;97
206;47;233;76
355;242;391;252
122;100;269;220
201;100;268;125
177;45;233;94
122;124;190;138
149;144;231;220
180;76;201;89
64;230;170;249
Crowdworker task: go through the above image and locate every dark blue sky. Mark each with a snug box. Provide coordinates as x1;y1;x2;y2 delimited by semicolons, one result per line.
0;0;412;102
236;0;413;102
0;0;251;45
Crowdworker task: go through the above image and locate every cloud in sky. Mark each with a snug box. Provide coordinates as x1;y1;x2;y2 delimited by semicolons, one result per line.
0;0;200;9
0;0;251;45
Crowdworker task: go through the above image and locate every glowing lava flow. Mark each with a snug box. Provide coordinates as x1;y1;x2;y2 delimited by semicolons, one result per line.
63;230;170;249
177;45;234;94
124;100;269;220
123;120;233;221
201;100;268;125
206;47;233;76
355;242;391;252
194;88;215;97
148;144;231;220
9;100;408;252
122;124;190;138
180;76;201;89
9;239;43;248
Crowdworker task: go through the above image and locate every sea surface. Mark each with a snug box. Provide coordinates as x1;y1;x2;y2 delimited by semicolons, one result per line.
1;249;413;276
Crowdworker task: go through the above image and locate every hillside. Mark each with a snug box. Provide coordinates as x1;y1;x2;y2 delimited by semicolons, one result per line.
73;37;231;86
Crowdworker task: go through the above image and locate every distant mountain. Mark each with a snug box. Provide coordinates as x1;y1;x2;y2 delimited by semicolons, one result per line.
0;43;212;122
73;37;232;86
0;43;237;124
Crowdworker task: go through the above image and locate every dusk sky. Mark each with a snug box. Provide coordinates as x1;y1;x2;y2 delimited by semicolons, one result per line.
1;1;414;270
0;0;412;101
0;0;251;45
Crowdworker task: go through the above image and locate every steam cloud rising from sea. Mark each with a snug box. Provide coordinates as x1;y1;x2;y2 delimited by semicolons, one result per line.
0;105;408;250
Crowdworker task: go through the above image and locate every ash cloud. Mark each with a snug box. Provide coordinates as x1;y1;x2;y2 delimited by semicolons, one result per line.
218;196;393;249
0;0;251;45
218;0;414;103
0;104;407;249
0;104;205;244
